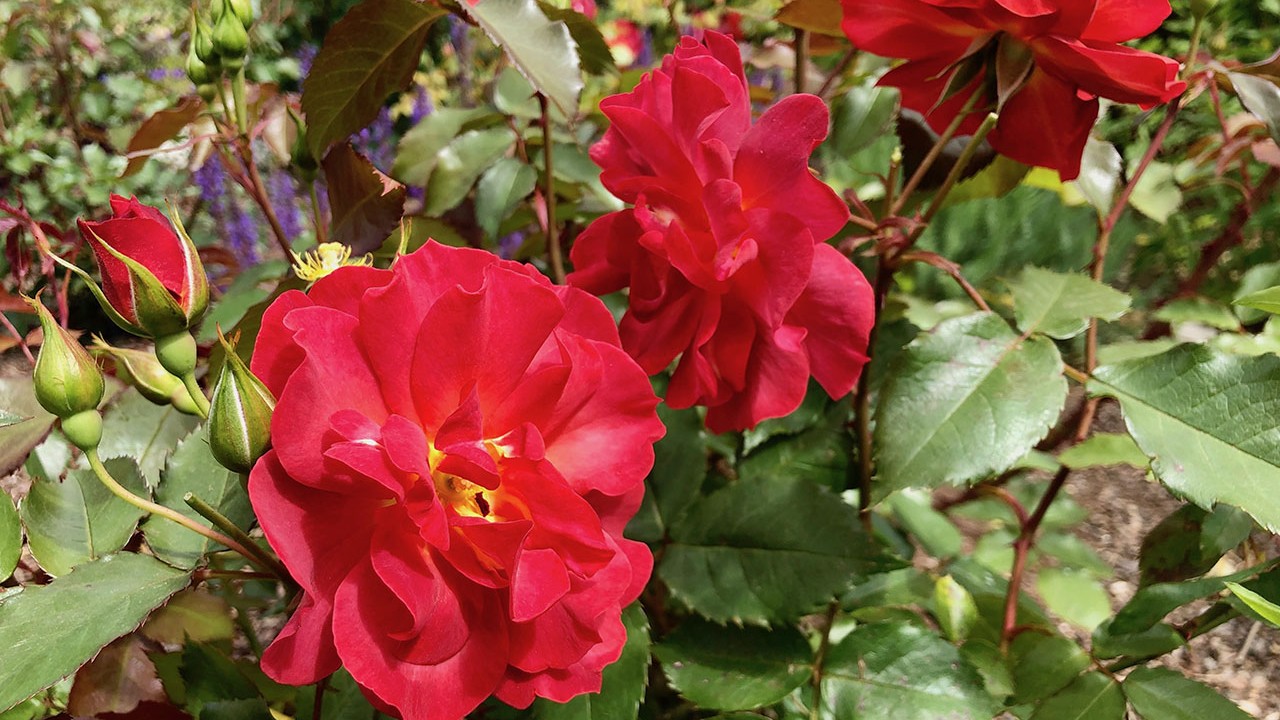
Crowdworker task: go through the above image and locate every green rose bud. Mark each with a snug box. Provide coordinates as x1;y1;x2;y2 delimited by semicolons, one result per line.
212;0;250;69
229;0;254;29
194;14;220;71
26;297;105;421
90;338;199;415
208;330;275;474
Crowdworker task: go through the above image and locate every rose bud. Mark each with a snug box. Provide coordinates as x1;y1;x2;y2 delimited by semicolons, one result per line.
208;330;275;474
73;195;209;341
186;14;215;85
26;297;105;451
90;338;200;415
211;0;250;69
194;13;220;71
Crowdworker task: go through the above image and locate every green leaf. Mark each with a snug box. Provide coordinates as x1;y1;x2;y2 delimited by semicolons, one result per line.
1072;136;1122;216
20;459;148;576
98;388;200;489
1091;345;1280;531
0;376;56;477
323;143;407;253
294;670;380;720
461;0;582;117
0;553;190;712
142;590;236;645
199;698;274;720
423;127;517;216
142;428;253;569
180;644;259;717
1124;667;1253;720
933;575;978;642
1139;504;1253;586
1009;633;1091;706
1224;582;1280;627
0;493;18;582
1233;264;1280;325
1007;267;1131;340
886;489;963;559
655;619;809;712
818;622;998;720
739;396;852;493
1036;568;1111;632
1235;285;1280;316
537;2;615;76
645;389;708;536
1090;618;1183;660
874;312;1068;493
1127;161;1182;223
827;84;898;157
1058;433;1148;470
1230;72;1280;143
660;476;894;624
534;604;649;720
1029;672;1124;720
1153;298;1241;332
1110;562;1269;635
393;107;494;186
475;157;537;240
943;156;1030;207
301;0;447;158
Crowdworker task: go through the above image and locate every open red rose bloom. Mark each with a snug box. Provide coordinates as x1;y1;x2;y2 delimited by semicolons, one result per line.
569;31;874;433
841;0;1186;178
248;242;664;719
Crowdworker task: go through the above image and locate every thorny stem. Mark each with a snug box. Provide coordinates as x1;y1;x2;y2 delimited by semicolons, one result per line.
538;94;566;284
235;139;294;258
184;492;290;581
809;601;840;720
900;251;990;311
86;449;272;574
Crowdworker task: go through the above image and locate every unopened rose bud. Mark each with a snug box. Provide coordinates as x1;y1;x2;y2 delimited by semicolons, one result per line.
26;297;105;423
194;15;220;71
212;0;249;69
288;110;317;179
90;338;199;415
228;0;254;29
208;330;275;474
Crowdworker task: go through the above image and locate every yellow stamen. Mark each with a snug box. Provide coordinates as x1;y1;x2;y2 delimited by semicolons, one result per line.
290;242;372;283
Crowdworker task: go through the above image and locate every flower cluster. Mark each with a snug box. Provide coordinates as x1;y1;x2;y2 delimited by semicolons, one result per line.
249;242;664;719
841;0;1186;178
568;31;875;433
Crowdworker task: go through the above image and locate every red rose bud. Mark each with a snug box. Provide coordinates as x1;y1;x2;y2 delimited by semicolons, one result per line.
209;330;275;474
74;195;209;339
90;338;199;415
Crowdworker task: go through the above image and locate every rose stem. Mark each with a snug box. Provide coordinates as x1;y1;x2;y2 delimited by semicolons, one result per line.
184;492;290;581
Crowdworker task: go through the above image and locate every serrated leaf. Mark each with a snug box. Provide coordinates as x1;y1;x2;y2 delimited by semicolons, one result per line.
0;553;191;713
1059;433;1148;470
943;156;1030;207
302;0;446;158
461;0;582;117
1091;344;1280;531
1110;562;1269;635
533;604;649;720
537;2;615;76
1007;267;1131;340
660;476;894;624
120;96;204;177
424;127;517;216
1235;285;1280;316
0;492;18;581
646;389;708;534
142;428;253;569
393;107;494;186
1029;672;1124;720
323;143;406;253
1139;504;1253;586
1090;618;1183;660
66;635;165;716
1009;633;1090;706
0;409;27;428
655;619;810;712
738;397;851;493
180;644;259;718
1124;667;1253;720
98;388;200;489
1153;298;1240;331
818;622;999;720
142;590;236;645
1231;72;1280;143
475;157;537;240
1036;568;1111;631
21;459;149;576
874;312;1068;494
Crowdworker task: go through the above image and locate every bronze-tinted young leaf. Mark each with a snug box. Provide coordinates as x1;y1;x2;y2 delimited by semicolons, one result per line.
67;635;165;716
323;143;407;254
302;0;446;158
141;590;236;645
120;97;205;177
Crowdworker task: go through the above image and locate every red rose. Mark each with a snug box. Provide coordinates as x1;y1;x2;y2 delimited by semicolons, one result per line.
840;0;1186;179
568;32;874;433
75;194;207;337
248;242;663;719
571;0;596;19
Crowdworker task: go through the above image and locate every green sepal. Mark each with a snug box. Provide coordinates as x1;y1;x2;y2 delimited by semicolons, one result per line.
41;248;147;336
90;337;186;408
25;296;106;419
164;199;210;324
208;329;275;474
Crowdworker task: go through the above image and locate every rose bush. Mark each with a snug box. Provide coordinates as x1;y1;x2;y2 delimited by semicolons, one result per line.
840;0;1187;178
247;242;664;719
569;31;875;433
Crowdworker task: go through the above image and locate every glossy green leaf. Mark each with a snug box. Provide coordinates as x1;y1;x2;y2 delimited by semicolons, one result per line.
0;553;190;712
1036;568;1111;632
1009;633;1090;705
0;493;19;582
180;644;259;717
199;698;274;720
660;476;893;624
1029;672;1124;720
322;143;407;253
1091;345;1280;531
1231;72;1280;142
1139;504;1253;586
1110;563;1268;635
1059;433;1148;470
1090;618;1183;660
1124;667;1252;720
1007;267;1131;340
537;2;614;76
20;459;148;576
1225;582;1280;627
423;127;517;216
818;622;998;720
98;388;200;489
534;604;649;720
934;575;978;642
461;0;582;117
827;84;898;157
475;157;537;240
887;489;963;558
655;619;809;712
1235;285;1280;316
874;313;1068;494
393;107;493;186
301;0;447;158
142;428;253;569
1152;298;1240;331
739;398;851;493
645;389;708;536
